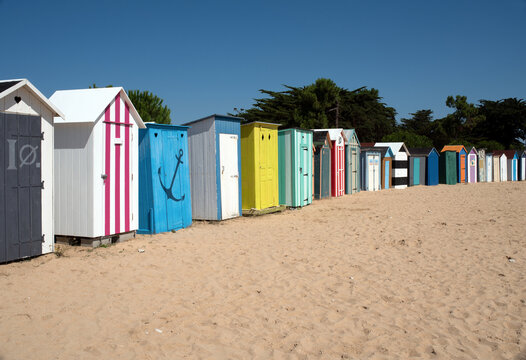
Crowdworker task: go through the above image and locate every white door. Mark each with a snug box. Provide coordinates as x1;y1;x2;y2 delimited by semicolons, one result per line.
220;134;239;219
521;158;526;180
500;158;507;182
486;157;492;182
368;154;380;191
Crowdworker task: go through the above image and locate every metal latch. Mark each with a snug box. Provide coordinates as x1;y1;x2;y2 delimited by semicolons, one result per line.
41;234;45;243
41;181;45;189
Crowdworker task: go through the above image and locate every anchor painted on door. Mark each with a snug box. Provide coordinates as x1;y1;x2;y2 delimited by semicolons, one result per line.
158;149;185;202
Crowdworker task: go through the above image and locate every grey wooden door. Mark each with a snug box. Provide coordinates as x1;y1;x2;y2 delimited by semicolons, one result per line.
1;113;42;263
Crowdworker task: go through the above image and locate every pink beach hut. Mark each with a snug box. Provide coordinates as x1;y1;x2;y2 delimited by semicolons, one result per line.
50;88;146;245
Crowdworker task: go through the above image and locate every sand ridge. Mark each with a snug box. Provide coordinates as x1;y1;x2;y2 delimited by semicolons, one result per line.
0;182;525;359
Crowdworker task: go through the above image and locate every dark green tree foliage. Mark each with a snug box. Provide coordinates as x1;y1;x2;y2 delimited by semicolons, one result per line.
475;98;526;149
400;109;433;135
237;78;396;142
127;90;171;124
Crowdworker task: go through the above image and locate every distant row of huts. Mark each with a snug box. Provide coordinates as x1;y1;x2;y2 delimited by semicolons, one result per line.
1;79;525;263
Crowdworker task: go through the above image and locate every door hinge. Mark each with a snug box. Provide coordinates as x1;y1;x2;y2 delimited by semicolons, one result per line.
41;132;45;140
41;234;45;243
41;181;45;189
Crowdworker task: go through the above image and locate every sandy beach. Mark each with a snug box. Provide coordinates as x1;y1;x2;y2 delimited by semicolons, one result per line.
0;181;525;359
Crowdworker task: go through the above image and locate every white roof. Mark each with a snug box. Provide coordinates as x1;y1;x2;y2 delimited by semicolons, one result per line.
313;128;346;142
50;87;145;128
0;79;65;119
375;142;410;155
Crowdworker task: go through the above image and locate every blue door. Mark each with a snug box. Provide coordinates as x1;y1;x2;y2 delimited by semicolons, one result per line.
414;158;420;185
513;159;517;181
385;160;390;189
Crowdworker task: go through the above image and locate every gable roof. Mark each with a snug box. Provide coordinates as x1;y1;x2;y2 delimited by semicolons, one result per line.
50;87;145;127
492;150;507;158
374;142;410;155
493;150;518;159
313;128;347;143
361;146;382;154
342;129;360;146
363;146;393;158
441;145;467;153
468;146;478;154
183;114;243;126
0;79;65;118
409;147;439;157
312;131;332;148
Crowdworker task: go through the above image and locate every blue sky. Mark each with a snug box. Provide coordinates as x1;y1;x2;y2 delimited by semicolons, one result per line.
1;0;525;124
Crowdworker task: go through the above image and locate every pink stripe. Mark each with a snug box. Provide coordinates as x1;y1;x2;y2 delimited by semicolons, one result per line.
124;103;130;232
104;106;111;236
114;94;121;233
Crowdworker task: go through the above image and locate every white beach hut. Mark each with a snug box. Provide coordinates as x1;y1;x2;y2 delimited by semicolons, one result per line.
0;79;64;262
50;88;145;245
374;142;411;189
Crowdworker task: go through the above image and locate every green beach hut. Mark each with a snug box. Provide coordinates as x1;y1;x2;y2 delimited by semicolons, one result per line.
278;128;314;207
439;151;457;185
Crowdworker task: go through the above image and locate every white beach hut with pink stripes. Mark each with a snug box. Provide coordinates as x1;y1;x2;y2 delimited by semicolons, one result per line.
50;88;145;245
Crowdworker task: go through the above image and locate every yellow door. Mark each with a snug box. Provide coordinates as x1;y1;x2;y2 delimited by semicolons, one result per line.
259;127;274;208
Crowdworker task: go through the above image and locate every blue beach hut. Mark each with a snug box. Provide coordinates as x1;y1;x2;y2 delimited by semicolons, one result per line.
408;148;440;186
184;114;242;220
138;123;192;234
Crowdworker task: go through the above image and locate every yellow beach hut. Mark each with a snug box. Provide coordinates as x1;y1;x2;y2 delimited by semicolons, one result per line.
241;121;280;210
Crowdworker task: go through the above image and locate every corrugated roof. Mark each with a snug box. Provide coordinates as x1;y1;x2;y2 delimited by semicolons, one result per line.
441;145;467;153
50;87;145;128
363;146;391;157
241;121;280;127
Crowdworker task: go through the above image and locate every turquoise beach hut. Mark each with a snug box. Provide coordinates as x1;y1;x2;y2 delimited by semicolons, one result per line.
278;128;313;207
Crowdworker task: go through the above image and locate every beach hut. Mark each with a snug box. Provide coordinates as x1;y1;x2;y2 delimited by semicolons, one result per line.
50;87;146;245
520;151;526;181
492;150;502;182
0;79;64;263
408;148;440;186
467;147;478;183
439;151;457;185
138;124;191;234
360;148;381;191
184;114;242;220
278;128;313;207
313;129;346;197
477;149;486;182
485;152;493;182
503;150;518;181
241;121;280;210
312;131;332;199
408;149;426;186
371;146;393;189
374;142;410;189
342;129;360;194
441;145;467;183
